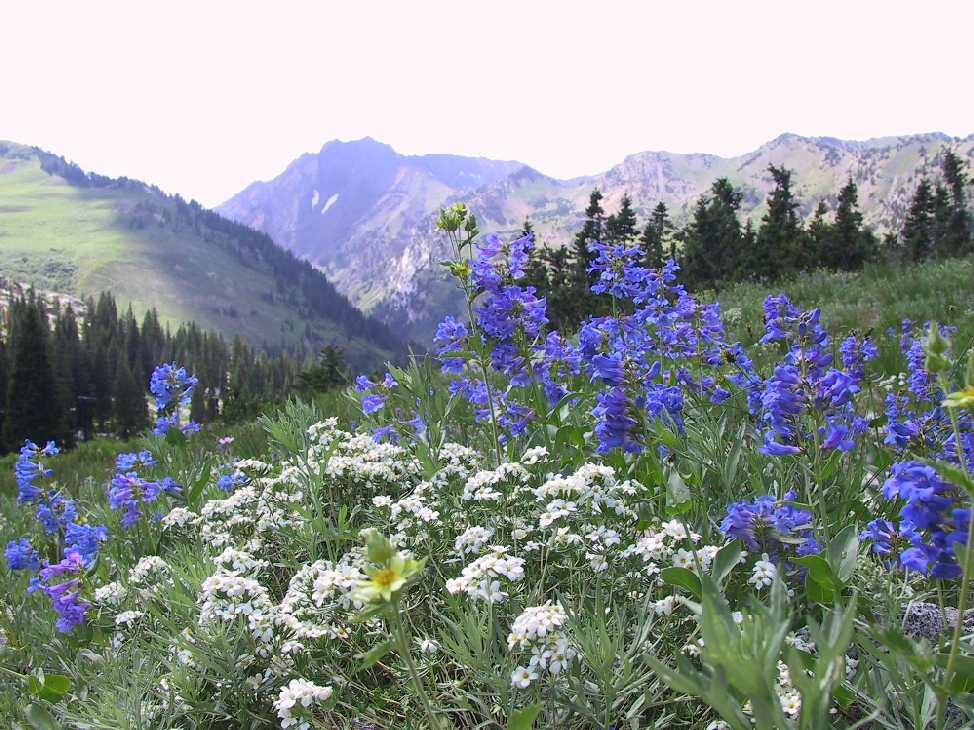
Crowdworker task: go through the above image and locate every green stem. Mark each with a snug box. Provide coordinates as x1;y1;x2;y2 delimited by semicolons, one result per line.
938;392;974;720
391;609;441;730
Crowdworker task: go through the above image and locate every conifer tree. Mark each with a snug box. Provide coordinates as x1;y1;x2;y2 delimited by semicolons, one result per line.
572;189;605;290
112;352;148;439
939;150;972;257
902;178;936;262
753;165;802;279
605;194;638;244
640;202;672;269
681;178;744;290
830;177;876;270
806;201;832;269
3;294;62;447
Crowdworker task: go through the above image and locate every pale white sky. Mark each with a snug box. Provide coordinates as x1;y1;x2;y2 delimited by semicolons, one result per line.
3;1;971;207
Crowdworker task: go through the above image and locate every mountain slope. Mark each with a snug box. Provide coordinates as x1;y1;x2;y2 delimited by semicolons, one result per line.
217;137;523;309
0;142;403;369
220;132;974;341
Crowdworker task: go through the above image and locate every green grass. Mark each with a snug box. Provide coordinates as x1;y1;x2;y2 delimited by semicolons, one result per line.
715;256;974;373
0;143;395;364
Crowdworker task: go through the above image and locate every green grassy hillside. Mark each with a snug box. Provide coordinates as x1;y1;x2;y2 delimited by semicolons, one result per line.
0;142;403;369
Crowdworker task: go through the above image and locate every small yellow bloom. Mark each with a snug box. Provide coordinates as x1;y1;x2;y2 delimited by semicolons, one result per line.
353;554;424;605
943;385;974;409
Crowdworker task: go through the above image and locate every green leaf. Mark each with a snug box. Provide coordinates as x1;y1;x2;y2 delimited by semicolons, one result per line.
934;461;974;500
827;524;859;584
660;567;702;600
507;703;542;730
164;427;187;447
24;704;59;730
793;555;841;590
555;425;585;451
356;639;393;672
665;472;691;515
711;541;742;587
37;674;70;701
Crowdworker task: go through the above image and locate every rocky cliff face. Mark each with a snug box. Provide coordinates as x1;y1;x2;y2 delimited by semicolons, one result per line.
218;132;974;341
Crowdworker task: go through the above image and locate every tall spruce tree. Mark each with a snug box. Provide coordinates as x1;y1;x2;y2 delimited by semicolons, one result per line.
3;294;62;448
0;339;7;453
830;177;875;270
572;189;605;291
605;194;639;244
112;352;148;439
640;202;672;269
940;150;972;257
902;178;936;262
753;165;802;279
680;178;744;290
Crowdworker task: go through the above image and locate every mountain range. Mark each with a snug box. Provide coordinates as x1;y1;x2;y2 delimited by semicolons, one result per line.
0;142;403;370
218;132;974;341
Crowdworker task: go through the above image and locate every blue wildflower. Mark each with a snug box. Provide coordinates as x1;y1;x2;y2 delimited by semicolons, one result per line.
5;538;40;571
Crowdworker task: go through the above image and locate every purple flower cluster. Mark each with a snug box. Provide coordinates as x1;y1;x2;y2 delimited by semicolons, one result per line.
720;491;821;558
150;363;200;436
5;538;40;571
109;455;182;528
216;466;248;492
35;551;90;632
15;440;58;504
755;295;873;456
872;461;969;578
356;372;398;416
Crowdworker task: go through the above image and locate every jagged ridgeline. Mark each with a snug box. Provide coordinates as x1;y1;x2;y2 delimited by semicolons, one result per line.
0;142;405;370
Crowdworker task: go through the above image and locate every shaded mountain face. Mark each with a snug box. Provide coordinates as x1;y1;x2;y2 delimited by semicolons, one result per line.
220;132;974;341
0;141;403;370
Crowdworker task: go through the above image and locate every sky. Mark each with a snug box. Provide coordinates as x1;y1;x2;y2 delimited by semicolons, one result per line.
3;1;972;207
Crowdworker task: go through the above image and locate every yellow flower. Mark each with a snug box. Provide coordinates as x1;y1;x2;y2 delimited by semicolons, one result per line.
353;554;424;605
943;385;974;409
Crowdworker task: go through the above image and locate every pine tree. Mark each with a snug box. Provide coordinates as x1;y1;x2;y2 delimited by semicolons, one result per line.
112;352;148;439
939;150;972;257
902;178;936;262
753;165;802;279
680;178;744;290
806;201;832;269
572;189;605;291
605;194;638;244
520;218;549;293
3;294;62;448
830;177;876;270
0;339;7;453
640;202;672;269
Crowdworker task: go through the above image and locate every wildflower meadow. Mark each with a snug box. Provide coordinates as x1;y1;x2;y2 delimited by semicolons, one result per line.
3;203;974;729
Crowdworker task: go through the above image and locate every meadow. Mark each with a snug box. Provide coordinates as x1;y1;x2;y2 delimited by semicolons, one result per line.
2;212;974;729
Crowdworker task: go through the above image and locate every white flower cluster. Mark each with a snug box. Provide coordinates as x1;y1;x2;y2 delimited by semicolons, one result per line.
212;546;269;576
318;430;421;491
507;602;573;688
115;610;144;629
160;506;198;530
277;560;363;640
128;556;173;599
198;573;276;646
462;462;530;502
446;546;526;603
454;525;494;555
93;581;127;607
273;678;334;730
749;553;777;589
